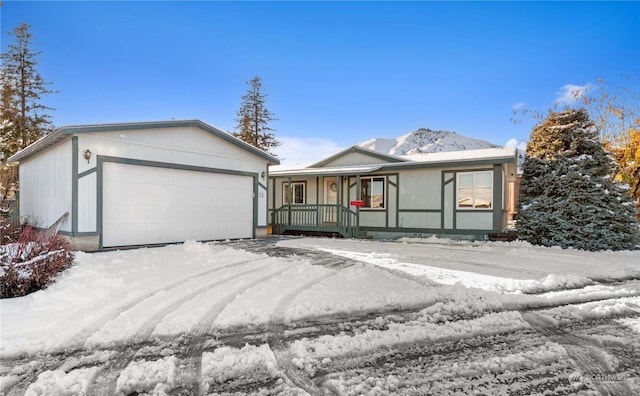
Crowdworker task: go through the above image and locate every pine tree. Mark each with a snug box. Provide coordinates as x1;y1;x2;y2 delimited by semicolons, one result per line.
1;23;56;161
233;76;279;154
518;109;639;251
1;23;56;215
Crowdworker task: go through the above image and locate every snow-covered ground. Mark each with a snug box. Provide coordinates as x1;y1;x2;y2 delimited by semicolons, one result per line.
1;236;639;395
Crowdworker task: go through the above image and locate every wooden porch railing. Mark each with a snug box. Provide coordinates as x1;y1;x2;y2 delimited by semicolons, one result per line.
271;204;358;238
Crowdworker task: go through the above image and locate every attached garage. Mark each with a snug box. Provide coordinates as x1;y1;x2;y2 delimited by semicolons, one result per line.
102;162;254;247
8;120;279;250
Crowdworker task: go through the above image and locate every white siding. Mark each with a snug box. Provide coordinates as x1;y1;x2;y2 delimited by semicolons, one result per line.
77;172;97;232
399;212;440;229
19;140;72;232
77;127;266;176
398;169;441;210
456;212;493;230
257;182;267;227
359;211;386;227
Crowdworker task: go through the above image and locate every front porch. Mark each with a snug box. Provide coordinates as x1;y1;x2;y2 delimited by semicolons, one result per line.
271;204;359;238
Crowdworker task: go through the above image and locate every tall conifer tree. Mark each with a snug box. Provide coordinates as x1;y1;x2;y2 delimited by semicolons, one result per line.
518;109;639;251
1;23;56;161
1;23;56;214
233;76;279;154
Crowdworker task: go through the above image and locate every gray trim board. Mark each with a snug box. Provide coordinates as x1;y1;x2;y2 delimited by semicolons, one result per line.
309;146;406;167
78;167;97;179
492;164;503;232
398;209;441;213
360;226;491;235
72;137;79;235
99;155;260;178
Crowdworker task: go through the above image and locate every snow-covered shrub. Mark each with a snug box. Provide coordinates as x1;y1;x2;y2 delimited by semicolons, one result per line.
1;224;74;298
518;109;639;251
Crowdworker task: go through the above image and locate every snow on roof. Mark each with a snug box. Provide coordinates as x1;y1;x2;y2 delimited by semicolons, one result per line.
270;164;383;177
271;147;516;176
400;147;517;164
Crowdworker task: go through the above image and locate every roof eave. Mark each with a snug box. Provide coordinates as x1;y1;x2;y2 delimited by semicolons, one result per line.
7;120;280;165
7;129;68;163
308;146;407;168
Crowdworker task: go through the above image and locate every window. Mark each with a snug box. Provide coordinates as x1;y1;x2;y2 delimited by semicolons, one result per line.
283;182;305;204
457;171;493;209
361;177;385;209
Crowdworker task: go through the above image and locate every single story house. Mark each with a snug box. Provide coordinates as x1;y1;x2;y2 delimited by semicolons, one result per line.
8;120;279;250
269;145;518;239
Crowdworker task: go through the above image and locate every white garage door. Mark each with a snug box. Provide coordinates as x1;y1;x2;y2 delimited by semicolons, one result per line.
102;162;253;247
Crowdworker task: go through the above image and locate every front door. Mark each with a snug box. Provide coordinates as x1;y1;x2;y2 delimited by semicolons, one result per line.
324;177;338;223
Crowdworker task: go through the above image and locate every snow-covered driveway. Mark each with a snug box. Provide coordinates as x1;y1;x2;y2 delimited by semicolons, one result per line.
1;237;639;395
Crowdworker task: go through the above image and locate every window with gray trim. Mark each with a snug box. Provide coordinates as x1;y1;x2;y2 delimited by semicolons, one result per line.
457;171;493;209
361;177;385;209
283;182;305;204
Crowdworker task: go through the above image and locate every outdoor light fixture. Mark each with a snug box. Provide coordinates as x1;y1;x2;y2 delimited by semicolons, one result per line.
83;149;92;163
261;171;266;180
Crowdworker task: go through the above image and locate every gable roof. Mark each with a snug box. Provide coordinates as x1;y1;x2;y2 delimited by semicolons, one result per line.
308;146;407;168
271;147;517;177
7;119;280;165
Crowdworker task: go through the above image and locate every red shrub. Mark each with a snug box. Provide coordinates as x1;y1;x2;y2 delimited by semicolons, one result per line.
0;216;20;244
1;224;74;298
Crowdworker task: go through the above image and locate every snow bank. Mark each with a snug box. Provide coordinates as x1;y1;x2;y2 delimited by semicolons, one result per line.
115;356;177;395
535;296;640;325
24;367;100;396
201;344;280;391
290;311;530;375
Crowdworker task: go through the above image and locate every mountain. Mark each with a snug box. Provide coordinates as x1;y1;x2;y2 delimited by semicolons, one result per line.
357;128;500;157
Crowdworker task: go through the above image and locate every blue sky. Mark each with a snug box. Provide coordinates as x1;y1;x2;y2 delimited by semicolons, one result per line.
2;1;639;167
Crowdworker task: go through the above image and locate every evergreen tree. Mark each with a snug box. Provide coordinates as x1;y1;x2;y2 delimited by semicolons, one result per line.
1;23;56;216
1;23;56;161
233;76;279;154
518;109;639;251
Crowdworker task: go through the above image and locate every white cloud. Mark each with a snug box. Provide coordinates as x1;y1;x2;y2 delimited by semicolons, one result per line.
271;137;344;170
554;83;596;106
505;138;527;151
512;102;526;112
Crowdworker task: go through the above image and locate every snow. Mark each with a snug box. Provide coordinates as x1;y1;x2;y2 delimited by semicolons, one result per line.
290;311;530;375
358;128;498;156
1;236;639;394
24;367;100;396
115;356;177;395
201;344;280;391
2;237;638;359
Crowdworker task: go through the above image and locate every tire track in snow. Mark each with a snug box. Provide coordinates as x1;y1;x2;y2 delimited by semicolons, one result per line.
74;257;271;349
82;258;274;396
266;267;343;396
176;265;293;395
522;311;637;396
130;265;271;343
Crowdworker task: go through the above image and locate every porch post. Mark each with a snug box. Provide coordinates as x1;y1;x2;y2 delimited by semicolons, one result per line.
287;177;292;226
336;175;342;228
356;175;361;238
